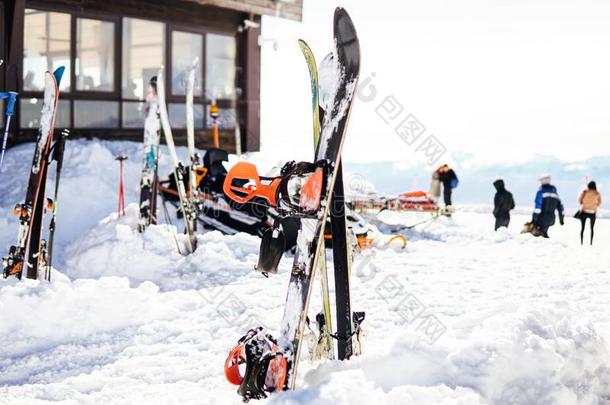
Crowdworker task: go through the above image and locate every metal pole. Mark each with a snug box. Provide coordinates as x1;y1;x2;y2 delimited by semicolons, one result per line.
0;92;18;171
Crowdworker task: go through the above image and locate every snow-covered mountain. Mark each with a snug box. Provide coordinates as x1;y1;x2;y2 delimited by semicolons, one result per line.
345;155;610;210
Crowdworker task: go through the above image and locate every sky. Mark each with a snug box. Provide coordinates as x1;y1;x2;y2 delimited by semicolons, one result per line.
259;0;610;168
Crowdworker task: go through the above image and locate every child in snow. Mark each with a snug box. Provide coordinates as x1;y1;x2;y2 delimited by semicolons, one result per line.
493;179;515;230
577;181;601;245
436;164;458;208
532;175;564;238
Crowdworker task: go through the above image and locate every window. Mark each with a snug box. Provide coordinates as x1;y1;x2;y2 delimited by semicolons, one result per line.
122;101;146;128
122;18;165;100
20;98;70;129
23;9;71;92
19;9;242;136
169;103;204;129
76;18;115;92
74;100;119;128
172;31;202;96
206;34;236;100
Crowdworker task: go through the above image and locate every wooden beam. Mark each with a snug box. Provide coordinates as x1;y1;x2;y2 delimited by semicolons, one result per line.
6;0;24;93
188;0;303;21
240;14;260;152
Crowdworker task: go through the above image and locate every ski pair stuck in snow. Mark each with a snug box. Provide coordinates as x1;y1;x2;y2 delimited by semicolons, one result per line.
223;8;365;400
2;67;69;281
155;60;200;254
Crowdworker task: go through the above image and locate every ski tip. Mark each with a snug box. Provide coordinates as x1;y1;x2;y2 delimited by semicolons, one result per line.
52;66;66;84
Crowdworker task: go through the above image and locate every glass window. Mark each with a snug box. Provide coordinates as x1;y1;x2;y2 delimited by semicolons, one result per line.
172;31;202;96
76;18;115;92
122;18;165;100
169;103;204;129
206;106;236;130
206;34;236;100
23;9;71;92
20;98;70;129
74;100;118;128
122;101;146;128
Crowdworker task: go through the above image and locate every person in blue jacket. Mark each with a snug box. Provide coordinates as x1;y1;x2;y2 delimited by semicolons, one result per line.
532;175;564;238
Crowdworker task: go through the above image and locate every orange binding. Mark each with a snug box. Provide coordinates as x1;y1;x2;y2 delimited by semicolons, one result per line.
223;162;282;206
299;167;324;211
224;344;246;385
224;329;288;394
268;354;287;391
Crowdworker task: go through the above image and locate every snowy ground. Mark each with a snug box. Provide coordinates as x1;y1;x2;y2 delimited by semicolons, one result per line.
1;141;610;404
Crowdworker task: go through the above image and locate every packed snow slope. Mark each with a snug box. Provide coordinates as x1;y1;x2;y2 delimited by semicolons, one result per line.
1;140;610;404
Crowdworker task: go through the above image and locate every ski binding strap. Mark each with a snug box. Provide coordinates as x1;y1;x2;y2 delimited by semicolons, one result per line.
223;162;282;206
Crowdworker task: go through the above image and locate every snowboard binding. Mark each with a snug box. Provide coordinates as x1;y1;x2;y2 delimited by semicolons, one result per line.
224;327;288;402
305;312;333;361
223;160;328;217
330;311;366;356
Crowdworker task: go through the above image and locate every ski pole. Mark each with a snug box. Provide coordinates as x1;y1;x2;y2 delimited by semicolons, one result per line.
116;154;128;218
0;91;18;171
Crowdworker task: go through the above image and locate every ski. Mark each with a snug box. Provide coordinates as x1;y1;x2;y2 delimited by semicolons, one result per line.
317;48;357;360
2;67;65;280
185;57;200;237
138;76;161;232
45;128;69;282
223;8;360;399
299;39;334;361
157;65;196;253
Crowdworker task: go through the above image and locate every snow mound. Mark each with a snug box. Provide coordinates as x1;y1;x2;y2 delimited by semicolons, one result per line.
63;203;260;291
273;305;610;404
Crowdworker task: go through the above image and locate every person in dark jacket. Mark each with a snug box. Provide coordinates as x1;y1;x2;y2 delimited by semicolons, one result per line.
436;164;458;208
493;179;515;230
532;175;564;238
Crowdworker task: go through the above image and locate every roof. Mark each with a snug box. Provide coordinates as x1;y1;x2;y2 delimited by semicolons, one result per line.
188;0;303;21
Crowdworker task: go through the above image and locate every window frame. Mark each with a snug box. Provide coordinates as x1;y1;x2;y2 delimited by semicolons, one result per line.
20;3;238;132
166;22;237;110
0;1;5;92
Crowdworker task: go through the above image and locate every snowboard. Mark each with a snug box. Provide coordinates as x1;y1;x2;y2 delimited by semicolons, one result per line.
223;8;360;399
138;76;161;232
2;67;65;280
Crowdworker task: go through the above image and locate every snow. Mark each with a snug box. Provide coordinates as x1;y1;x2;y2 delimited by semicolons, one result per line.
2;140;610;404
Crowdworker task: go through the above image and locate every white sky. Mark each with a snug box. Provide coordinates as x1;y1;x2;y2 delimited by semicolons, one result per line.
259;0;610;165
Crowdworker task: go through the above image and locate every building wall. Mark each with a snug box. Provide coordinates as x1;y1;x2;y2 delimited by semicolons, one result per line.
0;0;262;152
